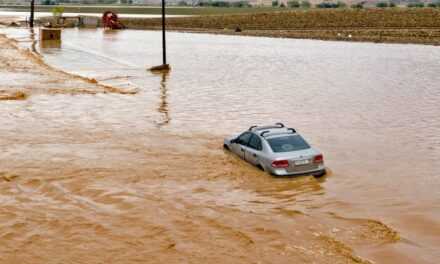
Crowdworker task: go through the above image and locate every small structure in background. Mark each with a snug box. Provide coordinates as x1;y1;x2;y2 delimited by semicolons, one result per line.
80;16;99;28
40;28;61;41
102;11;124;30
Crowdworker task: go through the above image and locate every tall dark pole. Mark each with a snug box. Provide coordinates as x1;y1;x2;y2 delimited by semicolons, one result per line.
30;0;35;28
149;0;169;71
161;0;166;66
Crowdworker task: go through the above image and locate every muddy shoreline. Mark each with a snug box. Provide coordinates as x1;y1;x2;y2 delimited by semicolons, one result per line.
0;31;136;100
0;31;409;263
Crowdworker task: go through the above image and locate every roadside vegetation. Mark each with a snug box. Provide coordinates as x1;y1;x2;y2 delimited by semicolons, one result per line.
194;1;252;8
0;5;277;15
315;1;347;8
407;2;425;7
375;2;396;8
428;2;440;7
2;1;440;16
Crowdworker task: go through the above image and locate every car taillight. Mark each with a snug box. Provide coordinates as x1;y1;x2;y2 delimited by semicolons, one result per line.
313;154;324;164
272;160;289;168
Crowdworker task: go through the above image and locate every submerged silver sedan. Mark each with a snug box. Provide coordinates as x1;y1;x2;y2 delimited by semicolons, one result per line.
224;123;326;177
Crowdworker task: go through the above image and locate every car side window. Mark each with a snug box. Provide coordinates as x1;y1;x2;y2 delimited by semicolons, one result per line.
248;134;262;151
236;132;252;146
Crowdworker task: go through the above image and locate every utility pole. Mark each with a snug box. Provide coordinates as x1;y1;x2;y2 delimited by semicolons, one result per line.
150;0;170;72
161;0;166;66
30;0;35;28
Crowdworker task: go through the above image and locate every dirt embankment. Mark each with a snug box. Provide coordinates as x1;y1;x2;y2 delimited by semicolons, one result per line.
120;9;440;45
0;33;136;101
0;16;19;26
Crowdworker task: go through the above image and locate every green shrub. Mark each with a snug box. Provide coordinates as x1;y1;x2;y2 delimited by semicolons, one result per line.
280;2;286;7
197;1;208;6
43;0;57;5
407;2;425;7
351;1;365;8
427;2;440;7
316;2;327;8
389;2;396;7
272;0;279;6
197;1;251;7
301;0;311;8
52;6;64;17
337;1;347;7
316;1;346;8
211;1;230;7
231;1;250;7
288;0;300;7
376;2;389;7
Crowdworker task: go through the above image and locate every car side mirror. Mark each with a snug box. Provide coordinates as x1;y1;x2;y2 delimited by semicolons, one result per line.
231;138;238;144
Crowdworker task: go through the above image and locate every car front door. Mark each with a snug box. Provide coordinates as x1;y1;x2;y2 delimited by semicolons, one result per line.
232;132;253;159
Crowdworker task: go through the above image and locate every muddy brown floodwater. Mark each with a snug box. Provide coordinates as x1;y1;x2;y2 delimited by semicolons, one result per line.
0;27;439;264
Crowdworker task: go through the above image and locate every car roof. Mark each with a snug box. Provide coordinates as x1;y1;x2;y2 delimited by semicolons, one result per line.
248;124;297;139
248;123;285;132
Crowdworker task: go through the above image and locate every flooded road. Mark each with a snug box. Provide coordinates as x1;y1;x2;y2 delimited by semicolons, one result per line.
0;11;185;19
1;28;440;263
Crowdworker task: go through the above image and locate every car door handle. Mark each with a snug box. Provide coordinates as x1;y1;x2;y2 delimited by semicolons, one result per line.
252;153;257;157
240;148;245;152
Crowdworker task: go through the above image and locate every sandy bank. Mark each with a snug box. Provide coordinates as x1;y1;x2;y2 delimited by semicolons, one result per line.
0;33;136;100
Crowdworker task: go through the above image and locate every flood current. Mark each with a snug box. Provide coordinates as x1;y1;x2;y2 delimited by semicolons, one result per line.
1;28;439;263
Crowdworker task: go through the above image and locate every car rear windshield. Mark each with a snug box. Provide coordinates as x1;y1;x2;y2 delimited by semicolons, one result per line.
267;135;310;153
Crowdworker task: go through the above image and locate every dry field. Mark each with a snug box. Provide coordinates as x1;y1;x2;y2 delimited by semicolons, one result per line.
120;8;440;45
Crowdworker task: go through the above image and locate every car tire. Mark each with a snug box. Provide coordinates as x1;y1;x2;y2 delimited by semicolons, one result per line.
257;163;265;171
223;144;230;150
313;169;326;178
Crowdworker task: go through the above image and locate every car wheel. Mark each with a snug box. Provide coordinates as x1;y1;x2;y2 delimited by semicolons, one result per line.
313;169;326;178
223;144;230;150
258;163;270;173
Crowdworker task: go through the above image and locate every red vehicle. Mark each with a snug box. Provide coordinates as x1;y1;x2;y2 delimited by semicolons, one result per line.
102;11;124;30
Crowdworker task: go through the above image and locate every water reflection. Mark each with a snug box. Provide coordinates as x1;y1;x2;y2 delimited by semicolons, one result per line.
29;28;37;53
154;71;170;128
40;39;61;49
102;28;121;39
